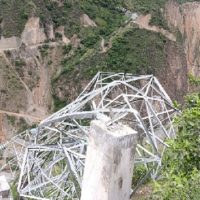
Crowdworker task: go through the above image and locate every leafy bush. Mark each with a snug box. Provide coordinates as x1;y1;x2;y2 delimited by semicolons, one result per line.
0;0;31;37
185;93;200;108
63;44;72;55
11;182;20;200
150;170;200;200
52;95;66;112
148;93;200;200
188;73;200;86
132;164;151;186
79;26;101;49
55;32;62;40
15;59;26;67
7;115;16;125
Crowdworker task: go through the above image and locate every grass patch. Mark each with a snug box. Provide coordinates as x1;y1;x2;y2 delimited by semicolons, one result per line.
7;115;16;125
52;95;67;112
18;117;29;132
0;0;32;37
11;182;20;200
188;73;200;86
63;44;72;55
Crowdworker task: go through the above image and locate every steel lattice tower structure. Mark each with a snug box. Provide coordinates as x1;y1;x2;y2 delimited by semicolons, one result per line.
0;72;178;200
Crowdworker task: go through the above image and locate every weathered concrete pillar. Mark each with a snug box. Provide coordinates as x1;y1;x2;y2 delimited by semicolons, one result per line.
0;175;10;199
81;120;137;200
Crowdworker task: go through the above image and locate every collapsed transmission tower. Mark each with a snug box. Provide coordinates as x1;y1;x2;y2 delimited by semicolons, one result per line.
0;72;178;199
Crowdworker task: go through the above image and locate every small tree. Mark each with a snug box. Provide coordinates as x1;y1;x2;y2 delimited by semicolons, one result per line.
149;93;200;200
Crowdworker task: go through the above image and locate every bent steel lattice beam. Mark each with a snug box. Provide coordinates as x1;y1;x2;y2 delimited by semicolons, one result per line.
0;72;178;199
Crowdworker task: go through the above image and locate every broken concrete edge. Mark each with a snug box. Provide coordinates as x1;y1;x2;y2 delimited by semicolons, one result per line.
90;120;138;149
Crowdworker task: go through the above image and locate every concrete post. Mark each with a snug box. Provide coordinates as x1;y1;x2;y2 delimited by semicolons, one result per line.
0;175;10;199
81;120;138;200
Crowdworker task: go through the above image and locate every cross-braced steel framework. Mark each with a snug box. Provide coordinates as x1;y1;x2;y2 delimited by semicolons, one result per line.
0;72;178;199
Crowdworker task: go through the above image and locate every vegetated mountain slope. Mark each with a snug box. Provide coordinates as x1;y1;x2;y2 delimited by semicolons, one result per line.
0;0;198;139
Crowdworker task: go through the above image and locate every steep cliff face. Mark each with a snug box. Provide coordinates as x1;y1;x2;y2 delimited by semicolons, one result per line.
159;40;188;102
165;1;200;77
132;11;188;102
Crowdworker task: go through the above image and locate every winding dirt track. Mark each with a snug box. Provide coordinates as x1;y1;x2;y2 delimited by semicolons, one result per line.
133;14;176;41
0;110;44;122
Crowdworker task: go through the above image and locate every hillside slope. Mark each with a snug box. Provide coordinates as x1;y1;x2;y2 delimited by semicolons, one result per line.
0;0;199;140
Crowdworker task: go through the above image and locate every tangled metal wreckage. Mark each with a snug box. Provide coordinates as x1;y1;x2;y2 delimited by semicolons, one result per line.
0;72;178;199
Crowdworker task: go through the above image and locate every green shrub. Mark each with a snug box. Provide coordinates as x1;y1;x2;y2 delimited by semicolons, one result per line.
11;181;20;200
52;95;66;111
63;44;72;55
0;0;28;37
149;170;200;200
148;93;200;200
185;93;200;108
15;59;25;67
188;73;200;86
7;115;16;125
81;33;100;48
18;117;29;132
47;60;53;65
132;164;151;186
55;32;62;40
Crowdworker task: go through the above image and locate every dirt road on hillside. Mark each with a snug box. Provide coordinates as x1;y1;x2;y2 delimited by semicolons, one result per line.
0;110;44;122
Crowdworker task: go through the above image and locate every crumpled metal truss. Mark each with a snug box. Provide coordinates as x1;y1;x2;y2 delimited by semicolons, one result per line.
0;72;178;200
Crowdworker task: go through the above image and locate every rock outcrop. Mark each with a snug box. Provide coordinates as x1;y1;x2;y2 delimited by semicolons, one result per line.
80;14;97;27
22;17;47;46
70;34;81;48
45;23;55;41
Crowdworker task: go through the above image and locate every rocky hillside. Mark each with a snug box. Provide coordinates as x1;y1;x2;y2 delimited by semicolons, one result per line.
0;0;200;141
